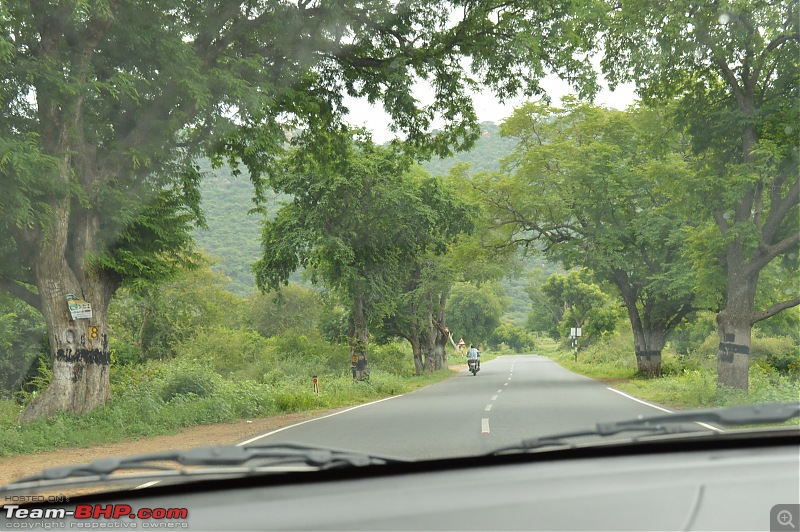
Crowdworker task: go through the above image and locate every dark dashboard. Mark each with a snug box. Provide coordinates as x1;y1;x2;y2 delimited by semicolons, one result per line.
11;429;799;531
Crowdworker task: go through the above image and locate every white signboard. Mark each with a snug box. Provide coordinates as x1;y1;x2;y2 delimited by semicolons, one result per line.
66;294;93;320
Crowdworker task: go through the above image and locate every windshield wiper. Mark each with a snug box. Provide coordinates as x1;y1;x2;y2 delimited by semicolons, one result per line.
490;401;800;455
9;442;407;485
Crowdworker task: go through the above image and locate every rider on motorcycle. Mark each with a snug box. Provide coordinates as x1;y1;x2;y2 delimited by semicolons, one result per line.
467;344;480;371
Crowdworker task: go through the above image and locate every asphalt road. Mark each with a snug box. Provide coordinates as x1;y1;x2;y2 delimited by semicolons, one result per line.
240;354;675;459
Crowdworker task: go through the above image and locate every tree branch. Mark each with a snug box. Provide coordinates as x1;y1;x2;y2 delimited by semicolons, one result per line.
746;231;800;278
750;296;800;325
0;278;42;312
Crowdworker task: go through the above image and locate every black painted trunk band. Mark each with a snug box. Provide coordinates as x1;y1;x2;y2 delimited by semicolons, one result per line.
55;348;111;365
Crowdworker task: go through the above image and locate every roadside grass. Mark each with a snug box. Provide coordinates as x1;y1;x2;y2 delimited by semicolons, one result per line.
0;341;457;458
537;331;799;410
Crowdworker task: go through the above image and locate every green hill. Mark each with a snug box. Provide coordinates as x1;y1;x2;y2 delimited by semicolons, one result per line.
193;122;559;328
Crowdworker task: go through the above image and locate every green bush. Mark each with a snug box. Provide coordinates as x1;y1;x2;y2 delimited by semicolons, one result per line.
667;311;716;355
489;323;536;353
750;335;799;377
159;362;221;401
176;326;274;379
369;342;414;375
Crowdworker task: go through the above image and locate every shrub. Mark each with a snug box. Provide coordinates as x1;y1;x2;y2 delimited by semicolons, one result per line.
490;323;536;353
369;342;414;375
176;326;274;379
159;362;221;401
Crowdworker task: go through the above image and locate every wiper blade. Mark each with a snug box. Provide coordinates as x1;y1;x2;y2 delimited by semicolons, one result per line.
12;442;407;484
491;401;800;454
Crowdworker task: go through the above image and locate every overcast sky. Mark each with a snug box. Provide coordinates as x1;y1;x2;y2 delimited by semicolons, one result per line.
343;71;638;143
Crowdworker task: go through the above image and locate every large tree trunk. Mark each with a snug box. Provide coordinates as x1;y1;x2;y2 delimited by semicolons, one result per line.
615;271;664;377
348;291;370;381
632;325;666;378
404;322;424;375
20;203;116;422
715;267;759;390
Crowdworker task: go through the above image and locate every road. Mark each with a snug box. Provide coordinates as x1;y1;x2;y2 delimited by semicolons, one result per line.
240;354;678;459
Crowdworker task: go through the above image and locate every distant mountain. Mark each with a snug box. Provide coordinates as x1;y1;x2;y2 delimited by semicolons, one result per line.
421;122;516;176
192;122;559;329
192;160;272;296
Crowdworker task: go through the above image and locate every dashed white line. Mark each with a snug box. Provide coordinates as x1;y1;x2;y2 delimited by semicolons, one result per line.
485;404;492;411
496;389;503;394
491;395;498;401
504;382;508;386
481;418;490;434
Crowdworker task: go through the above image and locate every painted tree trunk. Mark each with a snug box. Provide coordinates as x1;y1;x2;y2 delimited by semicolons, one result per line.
616;274;664;377
348;293;370;381
632;327;666;378
715;269;759;390
20;205;115;421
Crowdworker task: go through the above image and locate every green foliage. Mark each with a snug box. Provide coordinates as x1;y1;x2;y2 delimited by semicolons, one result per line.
543;326;799;409
421;122;517;177
445;281;509;345
0;295;46;397
490;323;536;353
369;342;416;376
175;326;274;380
602;0;799;389
159;361;222;402
668;312;717;355
2;0;607;418
246;284;323;338
109;259;246;361
540;270;620;346
0;351;455;457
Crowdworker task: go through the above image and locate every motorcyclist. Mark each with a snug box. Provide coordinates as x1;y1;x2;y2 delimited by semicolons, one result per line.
466;344;480;371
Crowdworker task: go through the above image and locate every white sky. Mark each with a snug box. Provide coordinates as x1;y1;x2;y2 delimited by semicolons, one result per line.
344;71;638;143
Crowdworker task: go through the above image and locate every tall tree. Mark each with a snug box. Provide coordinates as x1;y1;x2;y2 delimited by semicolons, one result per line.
470;101;698;376
602;0;800;388
254;131;469;380
0;0;602;418
540;270;619;349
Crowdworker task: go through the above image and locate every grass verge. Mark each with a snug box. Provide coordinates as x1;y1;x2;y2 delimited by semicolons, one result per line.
537;334;799;411
0;366;456;458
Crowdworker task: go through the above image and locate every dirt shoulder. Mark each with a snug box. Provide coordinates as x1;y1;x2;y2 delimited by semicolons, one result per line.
1;364;469;486
0;409;329;486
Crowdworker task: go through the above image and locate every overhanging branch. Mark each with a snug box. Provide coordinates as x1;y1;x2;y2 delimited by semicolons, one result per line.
0;278;42;312
751;296;800;325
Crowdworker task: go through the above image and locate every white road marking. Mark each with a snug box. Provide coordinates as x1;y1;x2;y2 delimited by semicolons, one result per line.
491;395;498;401
695;422;723;432
497;389;503;394
606;387;723;433
481;418;490;434
504;382;508;386
606;387;672;413
134;481;160;490
485;404;492;411
237;394;405;446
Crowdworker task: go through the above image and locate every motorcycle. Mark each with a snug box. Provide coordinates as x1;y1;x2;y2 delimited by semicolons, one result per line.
468;359;479;376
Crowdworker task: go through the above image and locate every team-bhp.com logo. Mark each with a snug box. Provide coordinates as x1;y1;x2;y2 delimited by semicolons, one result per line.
4;504;189;528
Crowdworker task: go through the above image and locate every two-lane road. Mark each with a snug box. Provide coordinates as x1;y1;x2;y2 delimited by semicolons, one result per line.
240;355;676;459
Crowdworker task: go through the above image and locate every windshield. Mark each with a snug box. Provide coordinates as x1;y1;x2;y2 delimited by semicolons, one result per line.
0;0;798;513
